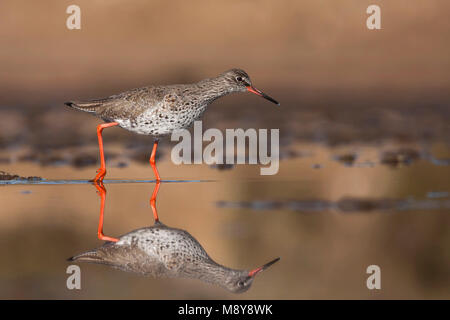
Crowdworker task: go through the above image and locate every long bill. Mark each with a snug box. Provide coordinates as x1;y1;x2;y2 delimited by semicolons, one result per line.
248;257;281;277
246;86;280;106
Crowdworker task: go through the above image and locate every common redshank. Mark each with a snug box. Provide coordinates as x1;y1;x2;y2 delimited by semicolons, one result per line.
65;69;279;182
72;180;279;293
69;221;280;293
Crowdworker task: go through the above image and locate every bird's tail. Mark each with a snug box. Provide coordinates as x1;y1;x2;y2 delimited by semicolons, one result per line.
64;99;107;113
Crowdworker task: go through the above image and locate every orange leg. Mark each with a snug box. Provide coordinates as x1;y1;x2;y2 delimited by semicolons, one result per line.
149;140;161;182
93;181;118;242
92;122;119;183
150;180;161;222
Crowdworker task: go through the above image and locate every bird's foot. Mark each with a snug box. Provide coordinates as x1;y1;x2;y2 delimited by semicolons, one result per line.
98;232;118;242
91;168;106;183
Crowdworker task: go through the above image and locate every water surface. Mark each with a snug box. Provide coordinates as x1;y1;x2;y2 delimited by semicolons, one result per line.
0;143;449;299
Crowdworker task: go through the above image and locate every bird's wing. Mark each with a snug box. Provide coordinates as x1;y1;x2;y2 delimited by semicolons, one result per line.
66;86;176;122
69;241;167;276
162;91;183;110
64;98;113;113
157;229;212;272
93;88;158;122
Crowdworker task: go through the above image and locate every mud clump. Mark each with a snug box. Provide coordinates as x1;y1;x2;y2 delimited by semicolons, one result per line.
337;197;398;212
0;171;42;181
380;148;421;167
71;154;98;168
333;153;357;166
210;163;235;170
40;155;68;167
131;148;161;164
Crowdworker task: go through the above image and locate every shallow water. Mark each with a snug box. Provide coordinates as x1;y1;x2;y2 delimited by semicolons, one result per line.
0;143;449;299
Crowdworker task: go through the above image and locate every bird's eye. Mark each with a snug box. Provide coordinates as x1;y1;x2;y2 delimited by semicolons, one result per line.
236;76;242;82
238;281;245;287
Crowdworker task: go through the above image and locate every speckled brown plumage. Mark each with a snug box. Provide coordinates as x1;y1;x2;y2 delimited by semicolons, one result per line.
69;221;280;293
65;69;279;137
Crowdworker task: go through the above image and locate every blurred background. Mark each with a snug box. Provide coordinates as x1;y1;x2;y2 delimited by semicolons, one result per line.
0;0;449;299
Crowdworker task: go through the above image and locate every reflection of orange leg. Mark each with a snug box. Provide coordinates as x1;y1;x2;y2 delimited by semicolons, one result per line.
92;122;119;183
94;181;118;242
149;140;161;182
150;181;161;222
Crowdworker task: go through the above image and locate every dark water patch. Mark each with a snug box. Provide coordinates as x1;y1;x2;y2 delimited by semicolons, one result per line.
427;191;449;199
5;139;449;173
0;178;213;185
71;153;98;168
16;152;69;167
286;200;333;211
337;198;400;212
423;153;450;166
217;200;284;210
209;163;235;170
131;148;163;164
0;171;43;182
114;161;129;168
380;148;421;168
39;154;68;167
217;197;450;213
333;153;358;167
18;153;39;163
16;151;118;168
279;149;308;160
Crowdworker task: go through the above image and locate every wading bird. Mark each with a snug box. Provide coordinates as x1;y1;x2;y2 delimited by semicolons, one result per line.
69;181;280;293
65;69;279;182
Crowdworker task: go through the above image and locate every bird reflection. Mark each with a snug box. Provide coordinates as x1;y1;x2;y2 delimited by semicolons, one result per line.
69;181;279;293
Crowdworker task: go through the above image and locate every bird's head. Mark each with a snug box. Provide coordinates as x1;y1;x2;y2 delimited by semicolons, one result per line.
221;69;280;106
224;257;280;293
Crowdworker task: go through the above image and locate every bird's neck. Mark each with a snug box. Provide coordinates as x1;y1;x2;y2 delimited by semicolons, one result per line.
195;76;235;104
180;259;239;288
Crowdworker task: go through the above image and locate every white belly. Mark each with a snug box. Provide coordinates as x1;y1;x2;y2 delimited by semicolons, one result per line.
115;105;207;136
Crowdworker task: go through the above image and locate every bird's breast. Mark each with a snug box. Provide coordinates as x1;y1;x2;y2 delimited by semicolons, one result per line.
116;103;208;136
